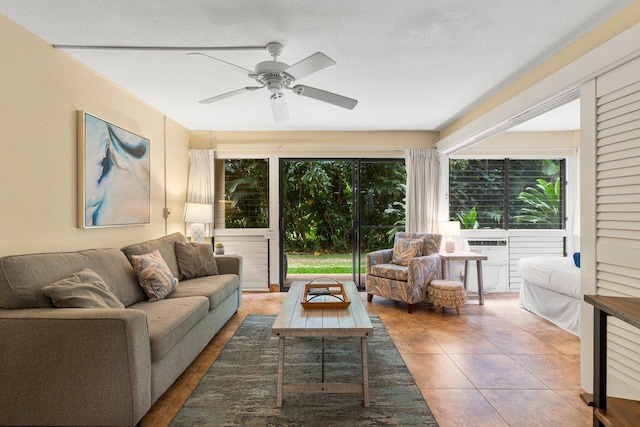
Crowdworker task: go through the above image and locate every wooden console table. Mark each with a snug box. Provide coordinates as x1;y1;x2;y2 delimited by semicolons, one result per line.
583;295;640;427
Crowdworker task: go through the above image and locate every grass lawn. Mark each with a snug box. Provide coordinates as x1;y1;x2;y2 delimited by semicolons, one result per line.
286;253;365;274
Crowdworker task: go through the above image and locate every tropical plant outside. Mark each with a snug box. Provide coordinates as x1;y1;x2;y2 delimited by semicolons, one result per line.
456;206;479;229
282;160;406;255
449;158;564;229
222;159;269;228
513;177;561;227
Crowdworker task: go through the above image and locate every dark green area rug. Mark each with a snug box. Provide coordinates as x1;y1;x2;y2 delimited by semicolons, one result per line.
170;314;438;426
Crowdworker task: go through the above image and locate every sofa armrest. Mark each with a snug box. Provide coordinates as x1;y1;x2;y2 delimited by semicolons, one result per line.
0;308;151;426
215;255;243;305
365;249;393;273
215;254;242;276
407;254;442;299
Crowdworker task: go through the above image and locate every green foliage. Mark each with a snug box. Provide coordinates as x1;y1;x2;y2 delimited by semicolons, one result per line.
283;160;406;254
456;207;479;229
220;158;407;256
283;161;353;253
383;183;406;243
449;158;563;229
514;178;561;227
286;253;359;274
224;159;269;228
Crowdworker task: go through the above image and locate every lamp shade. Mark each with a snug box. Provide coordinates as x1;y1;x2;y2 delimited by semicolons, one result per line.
183;203;214;224
439;221;461;236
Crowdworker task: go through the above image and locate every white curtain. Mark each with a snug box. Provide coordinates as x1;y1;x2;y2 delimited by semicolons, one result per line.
405;148;440;233
186;149;215;237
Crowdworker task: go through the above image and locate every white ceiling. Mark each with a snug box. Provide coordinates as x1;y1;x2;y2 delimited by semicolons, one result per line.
0;1;632;131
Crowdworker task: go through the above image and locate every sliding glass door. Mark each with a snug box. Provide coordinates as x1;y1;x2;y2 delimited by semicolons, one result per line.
280;159;405;289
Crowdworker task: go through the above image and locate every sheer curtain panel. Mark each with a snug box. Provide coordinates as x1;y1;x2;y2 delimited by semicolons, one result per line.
405;148;440;233
186;149;215;238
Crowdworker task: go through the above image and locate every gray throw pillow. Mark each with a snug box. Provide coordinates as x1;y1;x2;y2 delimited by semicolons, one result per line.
130;250;178;301
42;268;125;309
175;242;219;279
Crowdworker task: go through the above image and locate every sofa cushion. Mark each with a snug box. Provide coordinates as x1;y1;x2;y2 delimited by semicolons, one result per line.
130;250;178;302
128;296;209;361
0;248;143;309
42;268;125;309
175;242;219;279
392;238;423;266
370;263;408;281
168;274;239;310
121;232;186;279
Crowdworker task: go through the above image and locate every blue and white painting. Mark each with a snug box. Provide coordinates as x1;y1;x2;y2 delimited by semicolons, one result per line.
80;112;150;227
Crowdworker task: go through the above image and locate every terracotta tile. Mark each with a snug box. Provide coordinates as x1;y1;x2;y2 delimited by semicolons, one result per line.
461;313;524;334
140;292;587;427
389;329;445;353
480;389;589;427
402;353;475;389
421;388;509;427
554;389;593;426
530;330;581;355
428;330;503;354
481;329;558;355
450;354;547;389
423;315;476;332
511;354;581;389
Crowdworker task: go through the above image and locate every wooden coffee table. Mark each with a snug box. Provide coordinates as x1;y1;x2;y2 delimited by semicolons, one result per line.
271;280;373;407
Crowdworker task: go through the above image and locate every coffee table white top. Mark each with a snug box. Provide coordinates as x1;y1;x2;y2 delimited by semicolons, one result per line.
272;280;373;337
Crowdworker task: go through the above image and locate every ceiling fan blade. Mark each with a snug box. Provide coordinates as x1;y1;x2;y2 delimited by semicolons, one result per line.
187;52;253;75
199;87;254;104
270;93;289;123
291;85;358;110
285;52;336;80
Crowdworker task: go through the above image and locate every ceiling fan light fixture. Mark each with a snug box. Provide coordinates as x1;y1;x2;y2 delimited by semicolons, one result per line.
270;93;289;123
191;42;358;122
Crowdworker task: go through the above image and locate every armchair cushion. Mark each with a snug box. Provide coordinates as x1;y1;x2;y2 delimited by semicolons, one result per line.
370;263;408;281
392;238;423;266
394;232;441;256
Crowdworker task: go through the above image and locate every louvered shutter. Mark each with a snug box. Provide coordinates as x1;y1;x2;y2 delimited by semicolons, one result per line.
595;56;640;397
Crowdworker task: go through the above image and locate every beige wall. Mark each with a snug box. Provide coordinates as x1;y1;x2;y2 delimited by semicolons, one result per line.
0;15;190;256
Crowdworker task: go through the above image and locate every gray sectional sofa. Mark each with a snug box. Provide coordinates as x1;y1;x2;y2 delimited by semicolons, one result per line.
0;232;242;426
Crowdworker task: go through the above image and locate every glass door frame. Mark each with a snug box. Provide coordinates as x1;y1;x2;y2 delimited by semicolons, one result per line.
279;157;404;290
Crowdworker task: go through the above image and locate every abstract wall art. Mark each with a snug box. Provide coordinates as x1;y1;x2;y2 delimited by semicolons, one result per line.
77;111;150;228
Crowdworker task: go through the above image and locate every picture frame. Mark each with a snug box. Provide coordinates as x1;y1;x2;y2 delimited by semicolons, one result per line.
77;111;150;228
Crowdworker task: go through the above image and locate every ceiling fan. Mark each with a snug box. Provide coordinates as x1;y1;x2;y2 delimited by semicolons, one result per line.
188;42;358;123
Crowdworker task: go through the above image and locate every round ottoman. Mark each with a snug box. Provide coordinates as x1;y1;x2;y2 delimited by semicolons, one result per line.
428;280;467;315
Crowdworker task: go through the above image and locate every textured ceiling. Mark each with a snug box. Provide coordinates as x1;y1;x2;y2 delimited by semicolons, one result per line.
0;1;633;131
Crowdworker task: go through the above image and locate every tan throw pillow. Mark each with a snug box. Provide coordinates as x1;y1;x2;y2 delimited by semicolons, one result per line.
392;238;423;266
42;268;125;309
130;250;178;302
175;242;219;279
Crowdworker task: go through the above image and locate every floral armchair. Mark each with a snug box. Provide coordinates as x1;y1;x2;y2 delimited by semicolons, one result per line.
365;232;442;313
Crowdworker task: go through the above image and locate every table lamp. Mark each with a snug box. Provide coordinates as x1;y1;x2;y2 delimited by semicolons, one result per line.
439;221;461;253
183;202;214;244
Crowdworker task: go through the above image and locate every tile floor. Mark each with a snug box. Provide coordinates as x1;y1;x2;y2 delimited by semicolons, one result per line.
140;292;592;427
